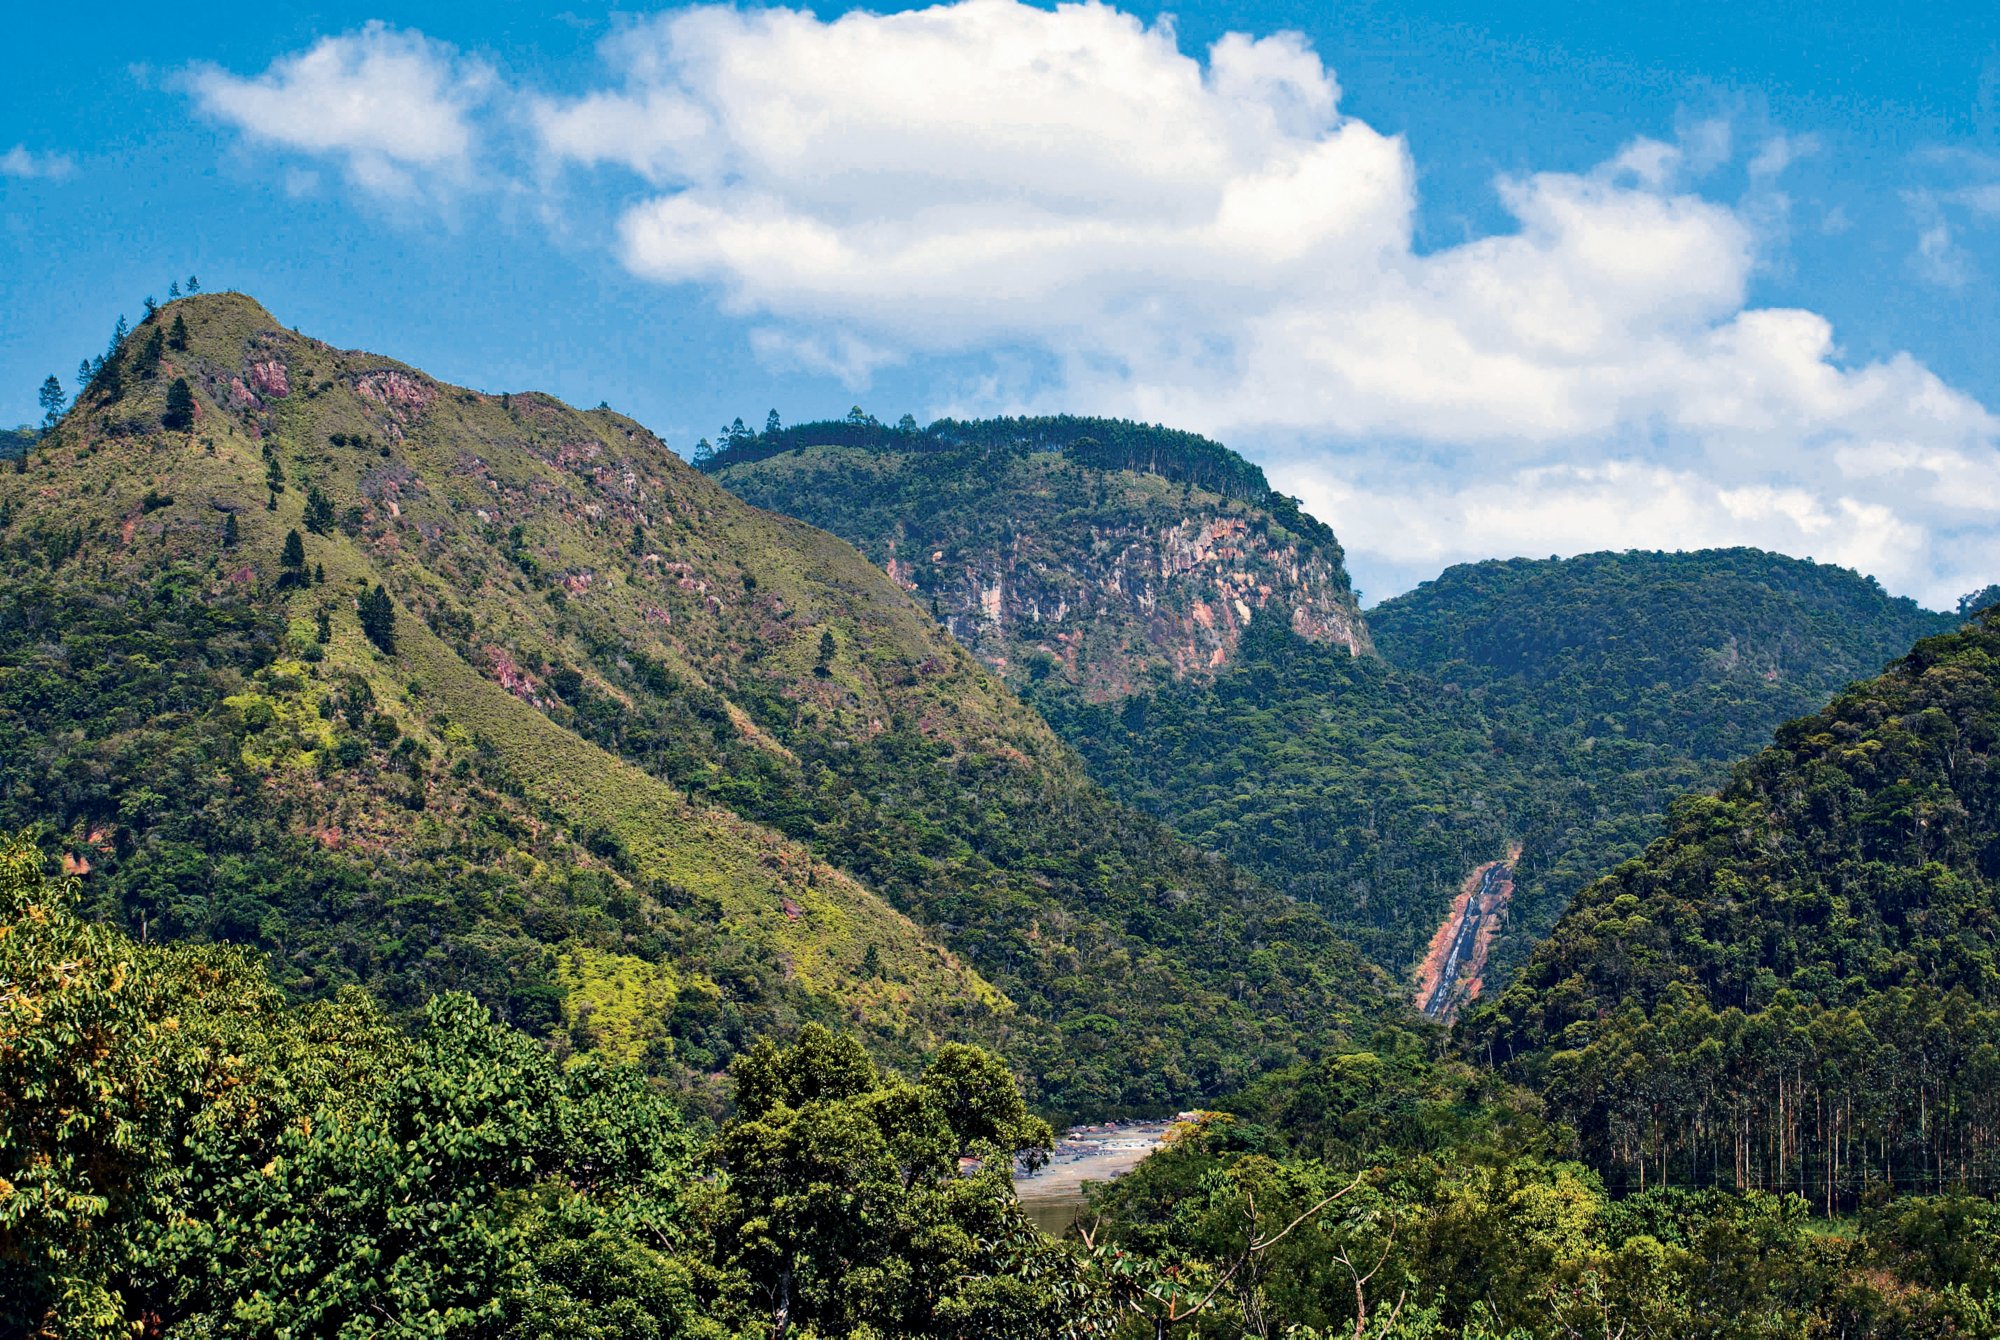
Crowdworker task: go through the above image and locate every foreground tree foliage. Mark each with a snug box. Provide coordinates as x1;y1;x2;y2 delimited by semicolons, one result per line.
0;832;715;1338
0;834;1092;1338
710;1027;1100;1337
1081;1040;2000;1338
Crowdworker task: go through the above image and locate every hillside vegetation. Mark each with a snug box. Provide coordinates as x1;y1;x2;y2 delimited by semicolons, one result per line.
1373;548;1964;975
11;299;2000;1340
1082;1021;2000;1338
0;835;1087;1338
712;427;1964;986
16;806;2000;1339
1059;550;1960;975
0;293;1392;1115
1468;605;2000;1206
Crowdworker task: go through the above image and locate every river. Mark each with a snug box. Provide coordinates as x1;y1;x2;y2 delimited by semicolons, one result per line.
1012;1119;1172;1235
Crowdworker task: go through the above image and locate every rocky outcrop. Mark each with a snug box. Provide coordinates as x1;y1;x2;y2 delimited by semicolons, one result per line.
248;360;291;399
710;429;1373;700
891;511;1370;699
353;369;435;417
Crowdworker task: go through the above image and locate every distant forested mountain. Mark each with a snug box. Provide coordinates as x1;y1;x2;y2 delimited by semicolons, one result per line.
1373;549;1965;979
710;417;1369;699
1371;548;1955;764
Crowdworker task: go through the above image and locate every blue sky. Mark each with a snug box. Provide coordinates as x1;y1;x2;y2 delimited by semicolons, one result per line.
4;0;1997;604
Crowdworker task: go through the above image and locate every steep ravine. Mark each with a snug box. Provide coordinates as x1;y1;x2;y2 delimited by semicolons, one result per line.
1413;846;1520;1022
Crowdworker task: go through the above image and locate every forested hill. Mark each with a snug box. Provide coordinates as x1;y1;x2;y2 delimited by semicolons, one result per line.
707;416;1369;698
1372;548;1967;982
1371;548;1959;765
0;292;1395;1116
1055;550;1962;981
1466;604;2000;1205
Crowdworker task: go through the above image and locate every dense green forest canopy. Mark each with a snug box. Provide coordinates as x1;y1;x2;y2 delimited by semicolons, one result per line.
1032;612;1514;970
1468;606;2000;1207
705;413;1338;555
1370;547;1956;764
12;828;2000;1339
1084;1031;2000;1338
1372;547;1966;979
0;835;1091;1338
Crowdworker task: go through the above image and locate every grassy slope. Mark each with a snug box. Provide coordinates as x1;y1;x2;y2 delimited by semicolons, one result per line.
1;294;1000;1069
1;294;1392;1113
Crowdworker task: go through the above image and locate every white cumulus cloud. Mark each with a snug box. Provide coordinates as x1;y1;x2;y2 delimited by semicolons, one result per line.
526;0;1999;607
188;23;493;199
194;3;2000;607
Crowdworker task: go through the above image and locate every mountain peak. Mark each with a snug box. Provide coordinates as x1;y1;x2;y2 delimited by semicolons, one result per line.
5;300;1391;1112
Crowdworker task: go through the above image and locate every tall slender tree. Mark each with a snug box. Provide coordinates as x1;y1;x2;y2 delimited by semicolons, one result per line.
133;328;164;379
358;585;397;654
302;485;334;535
36;375;64;431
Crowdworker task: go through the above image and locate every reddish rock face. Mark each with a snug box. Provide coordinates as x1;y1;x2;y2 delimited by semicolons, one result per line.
711;433;1375;698
487;647;540;702
248;360;291;399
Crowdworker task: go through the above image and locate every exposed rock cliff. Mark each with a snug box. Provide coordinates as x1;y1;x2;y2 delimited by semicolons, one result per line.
710;419;1371;699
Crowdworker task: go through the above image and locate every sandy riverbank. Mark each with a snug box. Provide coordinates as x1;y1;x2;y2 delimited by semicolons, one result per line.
1013;1119;1173;1234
